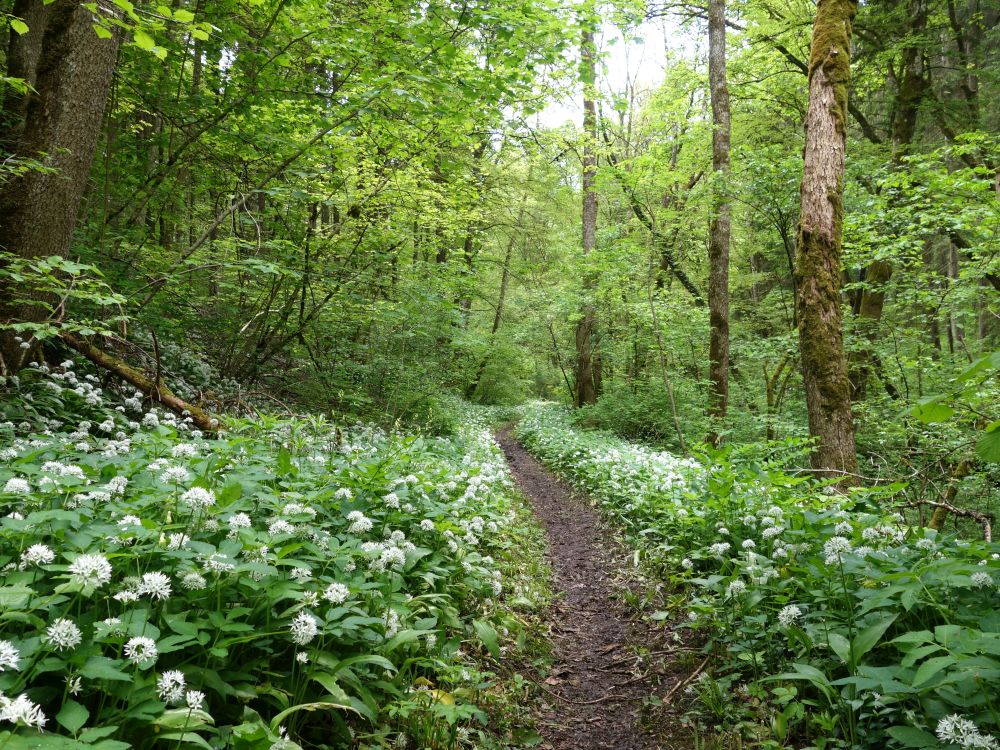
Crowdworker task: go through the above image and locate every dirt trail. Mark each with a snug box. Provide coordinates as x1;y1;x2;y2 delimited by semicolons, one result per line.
496;428;685;750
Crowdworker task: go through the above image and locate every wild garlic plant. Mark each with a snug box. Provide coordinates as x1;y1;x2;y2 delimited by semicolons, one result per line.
0;362;541;749
516;403;1000;750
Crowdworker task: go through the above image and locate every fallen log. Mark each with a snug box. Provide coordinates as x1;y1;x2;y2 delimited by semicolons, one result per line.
59;331;220;434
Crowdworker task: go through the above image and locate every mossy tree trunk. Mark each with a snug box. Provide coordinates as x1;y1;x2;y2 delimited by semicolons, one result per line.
706;0;731;446
795;0;859;484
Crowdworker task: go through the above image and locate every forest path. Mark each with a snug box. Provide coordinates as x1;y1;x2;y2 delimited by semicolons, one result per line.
496;427;688;750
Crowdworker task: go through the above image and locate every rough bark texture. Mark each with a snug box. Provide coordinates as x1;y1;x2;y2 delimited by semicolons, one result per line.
0;0;121;371
795;0;859;484
706;0;731;446
575;24;599;407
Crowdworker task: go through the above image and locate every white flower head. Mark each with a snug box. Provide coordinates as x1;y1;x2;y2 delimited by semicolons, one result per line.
124;636;158;665
289;612;319;646
323;582;350;604
185;690;206;710
159;466;191;484
823;536;853;565
180;487;215;509
45;618;82;651
0;640;21;672
777;605;802;628
0;693;47;730
3;478;30;494
157;670;187;704
137;571;172;601
21;544;55;567
347;510;373;534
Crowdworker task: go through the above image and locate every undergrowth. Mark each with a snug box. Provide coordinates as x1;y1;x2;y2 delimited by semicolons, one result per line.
0;361;551;749
515;402;1000;750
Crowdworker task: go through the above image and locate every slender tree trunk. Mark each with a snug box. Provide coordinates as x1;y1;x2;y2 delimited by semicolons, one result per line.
0;0;121;372
706;0;731;446
795;0;859;485
575;21;599;407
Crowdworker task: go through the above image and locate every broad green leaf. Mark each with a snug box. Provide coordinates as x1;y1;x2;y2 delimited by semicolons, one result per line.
975;421;1000;463
133;29;155;50
56;700;89;734
9;18;29;34
852;614;897;663
473;619;500;658
886;726;939;748
828;632;850;664
911;655;956;687
908;397;955;424
268;701;359;732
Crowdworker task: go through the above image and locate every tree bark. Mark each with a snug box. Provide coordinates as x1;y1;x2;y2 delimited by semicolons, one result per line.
60;332;220;433
575;21;599;407
0;0;121;371
706;0;731;446
795;0;859;485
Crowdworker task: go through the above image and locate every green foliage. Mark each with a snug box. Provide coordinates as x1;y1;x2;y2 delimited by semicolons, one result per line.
0;364;550;747
516;403;1000;750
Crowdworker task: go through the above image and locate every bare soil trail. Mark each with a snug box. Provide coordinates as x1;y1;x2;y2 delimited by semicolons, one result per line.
496;427;691;750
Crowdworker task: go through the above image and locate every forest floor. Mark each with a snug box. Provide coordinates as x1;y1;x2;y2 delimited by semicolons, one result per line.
496;427;696;750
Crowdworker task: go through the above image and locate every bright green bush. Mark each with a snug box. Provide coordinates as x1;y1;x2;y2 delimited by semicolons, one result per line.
516;403;1000;750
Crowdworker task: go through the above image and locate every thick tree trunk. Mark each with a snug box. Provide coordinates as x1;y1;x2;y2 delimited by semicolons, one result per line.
795;0;859;485
575;23;599;407
0;0;120;371
706;0;731;446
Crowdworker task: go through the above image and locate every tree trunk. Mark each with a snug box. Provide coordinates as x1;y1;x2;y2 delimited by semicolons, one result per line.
575;21;599;407
0;0;120;371
795;0;859;485
706;0;731;446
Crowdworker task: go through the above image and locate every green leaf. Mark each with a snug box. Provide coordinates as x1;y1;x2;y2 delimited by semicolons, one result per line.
975;421;1000;463
9;18;29;34
828;633;851;664
886;726;939;748
911;655;956;687
473;619;500;658
155;709;214;730
133;29;155;50
56;700;89;734
852;614;897;663
268;701;359;732
174;8;195;22
92;24;112;39
79;656;132;682
0;584;34;608
908;397;955;424
276;448;294;476
309;673;352;704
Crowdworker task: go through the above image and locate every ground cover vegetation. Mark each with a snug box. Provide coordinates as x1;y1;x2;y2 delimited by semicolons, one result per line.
1;0;1000;746
0;363;552;748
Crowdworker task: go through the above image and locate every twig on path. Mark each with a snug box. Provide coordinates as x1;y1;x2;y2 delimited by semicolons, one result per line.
662;655;711;705
533;681;629;706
